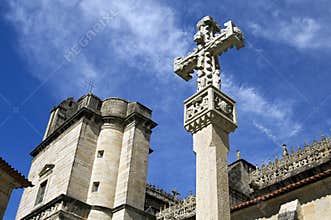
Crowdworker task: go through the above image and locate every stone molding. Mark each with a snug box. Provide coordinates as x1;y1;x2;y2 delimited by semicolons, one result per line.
101;117;125;131
146;184;178;205
38;164;55;179
20;194;156;220
124;112;157;132
184;85;237;133
31;106;157;157
20;194;90;220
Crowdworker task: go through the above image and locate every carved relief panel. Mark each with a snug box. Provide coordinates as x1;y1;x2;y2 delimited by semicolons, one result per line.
184;86;237;133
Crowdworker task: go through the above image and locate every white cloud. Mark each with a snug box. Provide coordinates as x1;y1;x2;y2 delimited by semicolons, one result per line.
248;16;329;49
222;74;302;142
252;121;278;144
5;0;302;142
5;0;189;95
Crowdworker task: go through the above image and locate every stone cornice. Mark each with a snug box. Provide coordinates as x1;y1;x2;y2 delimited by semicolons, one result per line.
124;112;158;131
30;107;100;157
112;203;155;219
31;107;157;157
20;194;156;220
146;184;178;204
20;194;90;220
184;85;237;133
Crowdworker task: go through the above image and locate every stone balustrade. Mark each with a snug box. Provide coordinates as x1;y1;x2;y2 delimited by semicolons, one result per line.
250;136;331;189
156;195;196;220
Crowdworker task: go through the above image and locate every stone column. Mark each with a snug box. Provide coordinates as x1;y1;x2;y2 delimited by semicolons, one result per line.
87;98;127;220
184;85;237;220
87;120;124;220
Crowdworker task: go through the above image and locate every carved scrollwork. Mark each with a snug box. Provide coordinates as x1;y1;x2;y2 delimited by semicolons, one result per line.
30;202;62;220
186;93;209;121
214;94;233;120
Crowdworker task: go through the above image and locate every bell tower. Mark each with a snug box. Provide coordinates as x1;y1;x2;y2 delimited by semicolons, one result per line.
16;94;156;220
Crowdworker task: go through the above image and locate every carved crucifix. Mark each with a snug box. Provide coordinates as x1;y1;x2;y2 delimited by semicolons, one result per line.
174;16;244;91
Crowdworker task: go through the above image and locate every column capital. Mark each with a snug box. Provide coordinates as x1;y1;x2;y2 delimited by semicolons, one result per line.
184;85;237;133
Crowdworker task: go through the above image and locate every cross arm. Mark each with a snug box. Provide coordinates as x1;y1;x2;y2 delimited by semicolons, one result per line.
173;20;244;82
210;21;244;55
174;51;198;81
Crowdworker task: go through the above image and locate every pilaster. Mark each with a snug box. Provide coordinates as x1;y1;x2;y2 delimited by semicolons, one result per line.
112;113;156;220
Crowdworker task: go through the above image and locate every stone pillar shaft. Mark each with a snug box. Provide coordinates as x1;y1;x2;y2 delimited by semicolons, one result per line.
184;85;237;220
194;124;230;219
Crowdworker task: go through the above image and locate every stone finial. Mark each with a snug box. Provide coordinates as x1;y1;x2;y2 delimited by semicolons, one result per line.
172;189;180;199
274;154;279;165
304;141;308;147
261;160;265;168
236;150;241;160
290;146;295;155
282;144;289;157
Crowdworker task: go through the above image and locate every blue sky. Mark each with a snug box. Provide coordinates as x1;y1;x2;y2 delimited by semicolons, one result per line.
2;0;331;219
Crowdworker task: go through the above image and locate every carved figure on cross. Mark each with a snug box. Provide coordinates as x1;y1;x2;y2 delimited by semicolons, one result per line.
174;16;244;91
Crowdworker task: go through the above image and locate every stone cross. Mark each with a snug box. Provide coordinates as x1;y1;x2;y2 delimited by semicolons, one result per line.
174;16;244;91
85;79;95;93
174;16;244;220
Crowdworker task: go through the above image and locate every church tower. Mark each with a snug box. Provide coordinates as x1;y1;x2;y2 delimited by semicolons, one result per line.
16;94;157;220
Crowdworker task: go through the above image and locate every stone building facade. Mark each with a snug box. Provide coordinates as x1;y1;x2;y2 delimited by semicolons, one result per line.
157;139;331;220
16;93;331;220
16;94;159;220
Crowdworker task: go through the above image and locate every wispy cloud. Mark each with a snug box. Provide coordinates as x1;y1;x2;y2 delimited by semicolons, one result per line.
248;17;325;49
222;74;302;142
5;0;303;144
5;0;189;95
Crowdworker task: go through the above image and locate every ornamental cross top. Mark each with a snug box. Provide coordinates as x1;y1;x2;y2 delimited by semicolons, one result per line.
174;16;244;91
